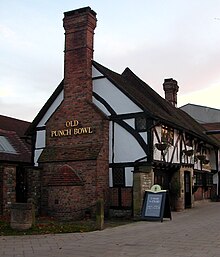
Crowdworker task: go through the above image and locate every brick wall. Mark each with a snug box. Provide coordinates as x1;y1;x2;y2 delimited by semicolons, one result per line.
1;165;16;216
194;186;212;201
40;153;109;220
26;167;41;215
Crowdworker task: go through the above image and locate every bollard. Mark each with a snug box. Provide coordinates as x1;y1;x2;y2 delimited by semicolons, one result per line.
96;199;104;230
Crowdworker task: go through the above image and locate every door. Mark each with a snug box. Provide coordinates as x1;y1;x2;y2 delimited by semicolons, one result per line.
184;171;191;208
16;166;28;203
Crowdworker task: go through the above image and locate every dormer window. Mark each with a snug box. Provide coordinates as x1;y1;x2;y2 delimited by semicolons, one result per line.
0;136;17;154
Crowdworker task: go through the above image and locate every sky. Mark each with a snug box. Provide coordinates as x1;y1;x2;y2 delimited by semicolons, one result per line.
0;0;220;122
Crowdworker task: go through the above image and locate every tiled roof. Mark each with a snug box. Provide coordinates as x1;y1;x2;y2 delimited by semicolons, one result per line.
92;61;219;147
0;115;31;163
0;129;31;163
202;123;220;143
0;115;30;138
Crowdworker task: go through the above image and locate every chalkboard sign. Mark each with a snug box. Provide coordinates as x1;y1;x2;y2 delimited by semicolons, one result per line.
141;190;172;222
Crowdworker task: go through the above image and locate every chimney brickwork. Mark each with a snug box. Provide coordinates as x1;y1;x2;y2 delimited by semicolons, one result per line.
163;78;179;107
63;7;97;102
38;7;109;220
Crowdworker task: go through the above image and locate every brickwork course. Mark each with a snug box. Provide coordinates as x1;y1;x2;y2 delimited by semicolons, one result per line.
1;201;220;257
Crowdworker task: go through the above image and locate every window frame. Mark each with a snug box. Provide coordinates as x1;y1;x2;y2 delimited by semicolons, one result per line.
112;167;125;188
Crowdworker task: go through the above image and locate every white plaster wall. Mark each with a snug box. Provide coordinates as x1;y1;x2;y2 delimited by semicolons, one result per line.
113;123;146;163
140;131;148;143
93;78;143;114
124;119;148;144
37;90;64;127
124;119;135;129
153;126;162;161
125;167;133;186
34;149;43;166
109;121;113;162
92;66;103;77
35;91;63;166
109;169;113;187
92;96;111;116
35;130;46;149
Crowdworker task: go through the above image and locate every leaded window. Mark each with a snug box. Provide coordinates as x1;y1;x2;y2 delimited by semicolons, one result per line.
135;116;147;132
112;167;125;187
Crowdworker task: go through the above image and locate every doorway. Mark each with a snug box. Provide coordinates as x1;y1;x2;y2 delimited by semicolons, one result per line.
16;166;27;203
184;171;191;208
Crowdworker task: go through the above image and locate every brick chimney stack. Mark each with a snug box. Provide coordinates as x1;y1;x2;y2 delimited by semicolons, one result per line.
63;7;97;102
163;78;179;107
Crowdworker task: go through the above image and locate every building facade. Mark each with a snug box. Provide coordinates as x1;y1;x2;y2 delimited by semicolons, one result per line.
181;104;220;198
25;7;219;220
0;115;31;217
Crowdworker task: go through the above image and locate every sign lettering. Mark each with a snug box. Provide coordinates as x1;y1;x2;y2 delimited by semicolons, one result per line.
50;119;93;137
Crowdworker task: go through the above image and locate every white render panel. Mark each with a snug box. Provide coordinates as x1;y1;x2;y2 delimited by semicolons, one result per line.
109;168;113;187
109;121;113;162
113;123;146;163
93;78;143;114
92;66;103;77
153;126;162;161
213;173;218;184
35;130;46;149
37;90;64;127
34;149;43;166
92;96;111;116
125;167;133;186
140;131;148;142
124;119;135;129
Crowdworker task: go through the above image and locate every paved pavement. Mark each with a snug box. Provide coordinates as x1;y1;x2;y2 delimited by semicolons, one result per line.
1;201;220;257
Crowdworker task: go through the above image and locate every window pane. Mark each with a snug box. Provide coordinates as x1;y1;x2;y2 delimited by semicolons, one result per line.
136;117;147;131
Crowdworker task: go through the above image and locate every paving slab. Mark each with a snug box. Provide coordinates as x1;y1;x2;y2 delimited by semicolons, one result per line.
1;201;220;257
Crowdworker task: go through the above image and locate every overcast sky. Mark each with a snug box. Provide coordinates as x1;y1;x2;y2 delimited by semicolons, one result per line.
0;0;220;122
